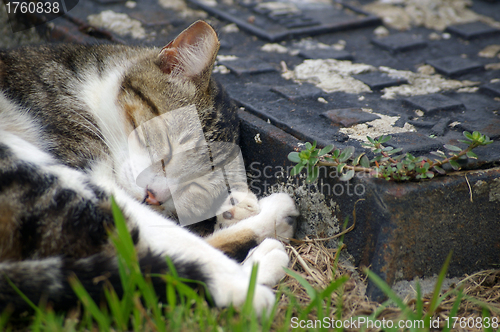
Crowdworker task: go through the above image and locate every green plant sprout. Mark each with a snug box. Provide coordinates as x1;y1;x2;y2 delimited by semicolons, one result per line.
288;131;494;183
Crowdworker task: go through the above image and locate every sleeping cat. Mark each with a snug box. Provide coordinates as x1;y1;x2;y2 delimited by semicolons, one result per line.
0;20;299;315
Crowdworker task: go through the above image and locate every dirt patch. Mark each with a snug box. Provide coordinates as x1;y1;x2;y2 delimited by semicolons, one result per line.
88;10;146;39
282;59;375;94
339;108;416;143
380;65;479;99
363;0;500;31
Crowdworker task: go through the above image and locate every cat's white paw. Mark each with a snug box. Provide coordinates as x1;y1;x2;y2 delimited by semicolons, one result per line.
210;273;276;316
215;190;260;230
243;238;289;287
247;193;299;242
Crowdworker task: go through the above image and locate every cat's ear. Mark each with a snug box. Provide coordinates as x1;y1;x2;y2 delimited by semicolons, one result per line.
158;21;219;80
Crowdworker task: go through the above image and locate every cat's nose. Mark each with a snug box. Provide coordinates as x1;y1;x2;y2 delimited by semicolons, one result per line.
144;189;161;205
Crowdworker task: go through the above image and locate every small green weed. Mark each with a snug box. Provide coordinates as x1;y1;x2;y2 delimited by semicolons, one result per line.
288;131;493;183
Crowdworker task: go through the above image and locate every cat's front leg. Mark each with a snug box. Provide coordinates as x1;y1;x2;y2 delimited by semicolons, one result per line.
205;193;298;288
206;193;299;258
112;189;278;315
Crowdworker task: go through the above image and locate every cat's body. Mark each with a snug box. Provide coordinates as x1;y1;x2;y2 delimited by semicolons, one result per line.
0;21;298;314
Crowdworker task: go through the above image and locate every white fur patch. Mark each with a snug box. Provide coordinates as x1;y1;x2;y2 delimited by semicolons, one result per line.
78;63;131;157
3;134;98;200
0;93;50;156
0;130;54;166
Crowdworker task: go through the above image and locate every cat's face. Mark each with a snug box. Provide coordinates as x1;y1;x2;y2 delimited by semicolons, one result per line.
114;21;244;225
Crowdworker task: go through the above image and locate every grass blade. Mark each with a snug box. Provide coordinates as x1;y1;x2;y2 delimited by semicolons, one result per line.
483;307;493;332
103;284;127;331
284;268;316;301
4;275;41;314
415;281;423;318
69;275;110;331
0;306;12;331
320;275;349;299
427;251;452;316
242;263;259;318
442;289;463;332
365;269;415;320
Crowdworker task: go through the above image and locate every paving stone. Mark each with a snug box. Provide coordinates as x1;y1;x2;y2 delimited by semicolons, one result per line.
430;117;451;136
321;108;380;127
480;81;500;97
371;33;427;53
353;72;408;90
218;58;277;76
384;132;443;153
271;84;323;101
455;118;500;140
394;114;410;128
426;56;484;77
404;94;465;114
407;120;436;128
187;0;380;42
298;48;353;60
445;21;500;40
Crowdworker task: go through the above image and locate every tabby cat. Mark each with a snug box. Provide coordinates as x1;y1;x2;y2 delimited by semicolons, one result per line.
0;20;299;315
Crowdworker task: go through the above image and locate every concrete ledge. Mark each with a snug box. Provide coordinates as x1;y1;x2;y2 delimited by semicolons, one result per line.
240;109;500;301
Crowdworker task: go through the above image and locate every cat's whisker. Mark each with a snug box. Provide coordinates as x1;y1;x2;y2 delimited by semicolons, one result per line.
87;109;129;158
64;109;108;143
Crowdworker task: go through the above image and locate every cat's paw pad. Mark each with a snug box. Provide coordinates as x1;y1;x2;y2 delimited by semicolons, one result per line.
253;193;299;242
215;190;260;230
243;238;289;287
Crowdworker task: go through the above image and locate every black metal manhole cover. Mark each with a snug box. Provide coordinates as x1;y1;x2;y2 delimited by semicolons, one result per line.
186;0;381;41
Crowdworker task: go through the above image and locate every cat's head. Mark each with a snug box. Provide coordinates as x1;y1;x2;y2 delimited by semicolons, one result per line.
115;21;244;225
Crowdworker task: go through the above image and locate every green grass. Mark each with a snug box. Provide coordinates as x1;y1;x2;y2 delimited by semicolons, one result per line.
2;202;500;331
